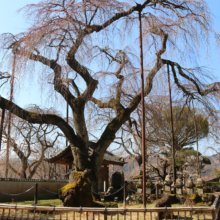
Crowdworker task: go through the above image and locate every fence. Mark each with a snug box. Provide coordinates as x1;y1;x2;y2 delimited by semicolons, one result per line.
0;178;67;202
0;182;219;219
0;203;218;220
0;195;218;220
0;183;60;204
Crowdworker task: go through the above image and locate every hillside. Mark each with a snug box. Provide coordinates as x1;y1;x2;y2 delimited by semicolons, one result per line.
202;154;220;181
118;154;220;181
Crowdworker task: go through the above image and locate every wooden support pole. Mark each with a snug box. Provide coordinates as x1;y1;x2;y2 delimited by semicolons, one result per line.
66;73;69;147
54;163;57;180
156;184;159;200
65;165;68;180
192;101;200;177
138;5;146;208
124;181;128;207
0;109;5;151
34;183;38;205
167;65;176;192
5;55;16;178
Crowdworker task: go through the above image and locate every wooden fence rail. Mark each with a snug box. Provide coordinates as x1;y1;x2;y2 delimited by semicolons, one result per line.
0;204;218;220
0;195;218;220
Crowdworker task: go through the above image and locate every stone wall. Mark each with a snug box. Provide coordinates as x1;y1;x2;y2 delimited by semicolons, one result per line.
0;178;68;202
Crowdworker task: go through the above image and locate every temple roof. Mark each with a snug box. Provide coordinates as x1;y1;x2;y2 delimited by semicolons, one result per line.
45;145;126;166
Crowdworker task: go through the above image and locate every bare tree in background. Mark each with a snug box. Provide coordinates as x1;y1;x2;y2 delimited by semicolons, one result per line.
1;109;64;179
117;99;209;179
34;147;66;180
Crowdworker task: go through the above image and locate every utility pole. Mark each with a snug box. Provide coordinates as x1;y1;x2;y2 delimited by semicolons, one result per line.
167;64;176;191
138;6;146;207
5;55;16;178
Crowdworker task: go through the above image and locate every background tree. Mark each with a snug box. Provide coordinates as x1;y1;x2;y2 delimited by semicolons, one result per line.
0;0;219;193
1;108;64;179
34;147;67;180
212;168;220;179
119;100;209;168
145;147;211;180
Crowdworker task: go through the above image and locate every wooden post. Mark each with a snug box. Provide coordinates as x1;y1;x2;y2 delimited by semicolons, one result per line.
156;184;159;200
5;55;16;178
192;101;200;177
66;73;69;147
138;5;146;208
212;210;215;220
124;181;128;207
104;208;107;220
34;183;38;205
65;165;68;180
0;109;5;151
69;164;72;170
167;64;176;192
54;163;57;180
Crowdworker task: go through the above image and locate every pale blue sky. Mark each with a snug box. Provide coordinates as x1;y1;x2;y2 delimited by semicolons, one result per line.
0;0;220;102
0;1;220;155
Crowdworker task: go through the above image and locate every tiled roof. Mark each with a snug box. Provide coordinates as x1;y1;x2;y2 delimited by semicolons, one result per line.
46;144;125;166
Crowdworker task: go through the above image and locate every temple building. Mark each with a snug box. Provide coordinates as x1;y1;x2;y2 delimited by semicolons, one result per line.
46;145;125;192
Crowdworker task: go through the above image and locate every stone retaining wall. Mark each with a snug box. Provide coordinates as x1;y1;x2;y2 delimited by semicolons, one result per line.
0;178;68;202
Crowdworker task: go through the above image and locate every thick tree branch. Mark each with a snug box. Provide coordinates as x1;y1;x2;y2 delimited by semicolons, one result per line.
96;27;168;157
163;59;220;96
66;1;152;104
12;46;76;110
0;96;79;145
8;163;23;178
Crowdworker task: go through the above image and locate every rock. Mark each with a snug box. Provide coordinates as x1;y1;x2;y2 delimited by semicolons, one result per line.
184;194;201;206
202;194;215;204
154;194;180;220
203;186;212;193
155;194;179;208
154;194;172;220
111;172;123;189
